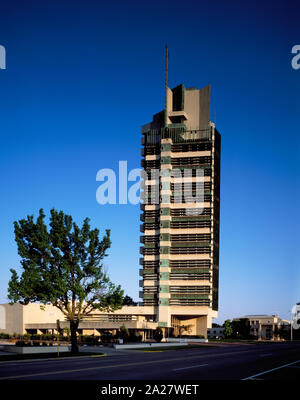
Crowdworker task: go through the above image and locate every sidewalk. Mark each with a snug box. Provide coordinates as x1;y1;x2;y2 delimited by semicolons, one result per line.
79;345;137;355
0;351;14;356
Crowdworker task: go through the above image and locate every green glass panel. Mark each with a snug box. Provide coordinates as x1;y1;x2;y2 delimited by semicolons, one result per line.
159;299;169;306
160;220;170;228
161;195;170;203
144;294;157;299
161;143;171;152
160;246;170;254
171;242;210;248
160;259;170;268
160;208;170;216
160;233;170;241
158;321;168;327
160;169;170;178
160;272;169;280
161;181;170;190
161;156;171;164
171;294;209;299
160;285;169;293
172;216;210;222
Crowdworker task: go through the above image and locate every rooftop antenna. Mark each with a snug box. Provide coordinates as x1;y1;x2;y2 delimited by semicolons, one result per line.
211;84;216;126
164;45;168;128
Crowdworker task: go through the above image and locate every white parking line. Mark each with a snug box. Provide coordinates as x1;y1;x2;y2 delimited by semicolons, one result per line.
242;359;300;380
249;378;264;381
173;363;208;371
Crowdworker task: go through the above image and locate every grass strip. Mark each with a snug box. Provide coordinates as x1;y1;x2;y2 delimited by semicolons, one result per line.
0;352;104;362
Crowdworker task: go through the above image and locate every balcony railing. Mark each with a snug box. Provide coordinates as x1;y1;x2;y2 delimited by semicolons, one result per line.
142;127;212;146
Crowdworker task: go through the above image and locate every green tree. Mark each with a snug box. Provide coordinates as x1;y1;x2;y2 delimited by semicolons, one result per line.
122;295;137;306
8;209;123;354
231;318;250;339
238;318;250;338
223;319;233;338
153;327;163;342
119;324;130;342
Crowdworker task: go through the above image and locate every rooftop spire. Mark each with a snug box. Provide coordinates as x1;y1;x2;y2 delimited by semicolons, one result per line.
164;45;168;128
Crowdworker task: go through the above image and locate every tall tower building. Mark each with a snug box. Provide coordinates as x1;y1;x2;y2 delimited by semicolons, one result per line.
140;48;221;336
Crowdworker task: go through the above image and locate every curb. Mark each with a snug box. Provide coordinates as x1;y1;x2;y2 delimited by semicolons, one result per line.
0;353;107;364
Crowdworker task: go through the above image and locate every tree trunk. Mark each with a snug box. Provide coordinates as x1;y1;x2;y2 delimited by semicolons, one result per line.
70;320;79;354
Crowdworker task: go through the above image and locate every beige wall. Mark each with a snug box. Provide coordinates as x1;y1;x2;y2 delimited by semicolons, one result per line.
172;315;211;337
23;303;65;327
184;89;200;131
0;303;217;336
0;304;23;335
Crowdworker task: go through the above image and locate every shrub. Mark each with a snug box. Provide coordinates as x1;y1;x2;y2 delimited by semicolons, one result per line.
154;327;163;343
31;334;41;341
40;333;54;341
0;333;10;339
40;334;48;340
15;340;32;347
181;334;205;339
100;332;113;343
23;334;31;340
81;335;100;345
128;333;142;343
119;325;130;342
12;334;24;340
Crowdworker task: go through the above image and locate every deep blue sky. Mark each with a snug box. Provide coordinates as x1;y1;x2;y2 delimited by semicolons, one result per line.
0;0;299;324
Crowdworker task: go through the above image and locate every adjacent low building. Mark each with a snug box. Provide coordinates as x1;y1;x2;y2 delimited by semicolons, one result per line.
0;303;158;340
207;327;225;339
233;315;290;340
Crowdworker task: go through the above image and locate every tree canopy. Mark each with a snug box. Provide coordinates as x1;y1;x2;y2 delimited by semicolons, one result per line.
231;318;250;339
223;319;233;338
8;208;124;352
122;295;137;306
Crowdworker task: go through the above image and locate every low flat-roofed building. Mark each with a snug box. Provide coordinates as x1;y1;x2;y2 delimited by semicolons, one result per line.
0;303;159;340
0;302;215;339
207;327;224;339
234;314;290;340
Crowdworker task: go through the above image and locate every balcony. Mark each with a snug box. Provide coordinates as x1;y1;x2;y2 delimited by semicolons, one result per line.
168;110;188;122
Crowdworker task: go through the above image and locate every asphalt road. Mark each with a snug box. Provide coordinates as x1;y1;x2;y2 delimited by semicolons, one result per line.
0;342;299;381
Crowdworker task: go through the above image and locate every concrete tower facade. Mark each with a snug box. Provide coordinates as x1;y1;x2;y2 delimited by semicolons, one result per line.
140;80;221;336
